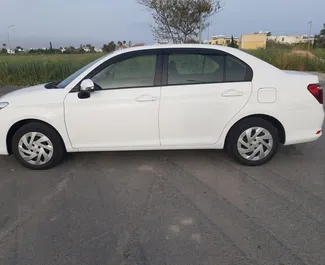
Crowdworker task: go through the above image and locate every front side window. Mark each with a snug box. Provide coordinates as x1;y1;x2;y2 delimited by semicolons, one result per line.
57;54;110;88
92;55;157;89
167;54;224;85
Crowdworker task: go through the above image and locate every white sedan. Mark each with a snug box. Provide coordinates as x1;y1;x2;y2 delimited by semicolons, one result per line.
0;44;323;169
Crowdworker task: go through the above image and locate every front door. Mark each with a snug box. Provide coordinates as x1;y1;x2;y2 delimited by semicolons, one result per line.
159;49;253;146
64;52;161;150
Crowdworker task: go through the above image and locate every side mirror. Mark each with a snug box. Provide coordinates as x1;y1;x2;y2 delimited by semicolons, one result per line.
80;79;94;91
78;79;94;99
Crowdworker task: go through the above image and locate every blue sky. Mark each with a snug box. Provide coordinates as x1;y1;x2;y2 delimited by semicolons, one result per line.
0;0;324;48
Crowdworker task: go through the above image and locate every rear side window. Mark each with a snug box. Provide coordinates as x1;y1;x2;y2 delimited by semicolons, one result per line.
168;54;224;85
226;56;252;82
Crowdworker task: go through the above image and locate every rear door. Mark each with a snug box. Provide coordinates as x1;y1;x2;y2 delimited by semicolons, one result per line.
159;48;253;146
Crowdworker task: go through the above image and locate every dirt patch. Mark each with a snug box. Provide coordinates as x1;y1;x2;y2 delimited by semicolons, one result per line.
291;50;318;59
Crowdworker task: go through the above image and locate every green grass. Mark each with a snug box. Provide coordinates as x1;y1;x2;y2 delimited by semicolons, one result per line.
0;53;103;87
246;48;325;72
313;48;325;59
0;49;325;87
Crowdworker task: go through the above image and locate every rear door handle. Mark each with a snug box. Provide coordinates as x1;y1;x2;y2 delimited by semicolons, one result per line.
136;94;157;102
221;89;244;97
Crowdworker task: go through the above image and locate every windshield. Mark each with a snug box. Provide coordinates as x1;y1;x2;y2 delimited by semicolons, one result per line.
56;54;112;88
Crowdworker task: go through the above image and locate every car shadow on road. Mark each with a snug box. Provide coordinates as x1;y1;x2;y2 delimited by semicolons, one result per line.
0;141;317;173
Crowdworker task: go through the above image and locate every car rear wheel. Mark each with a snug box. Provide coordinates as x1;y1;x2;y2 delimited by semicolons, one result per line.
226;118;279;166
12;122;65;170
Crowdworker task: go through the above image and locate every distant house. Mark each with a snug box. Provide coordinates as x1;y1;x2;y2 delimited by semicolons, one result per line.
208;35;239;46
155;40;171;45
132;43;145;47
83;46;91;52
267;35;315;45
116;44;128;50
94;47;103;53
239;33;267;50
6;49;15;54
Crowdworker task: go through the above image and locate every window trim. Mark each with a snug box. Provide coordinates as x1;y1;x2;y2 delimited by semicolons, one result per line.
71;49;163;92
162;48;253;87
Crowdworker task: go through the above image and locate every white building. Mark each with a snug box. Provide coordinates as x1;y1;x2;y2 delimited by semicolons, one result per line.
94;47;103;53
6;49;15;54
267;35;314;45
155;40;172;45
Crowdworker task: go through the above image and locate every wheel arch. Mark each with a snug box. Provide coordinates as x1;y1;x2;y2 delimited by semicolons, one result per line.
224;114;286;148
6;119;66;155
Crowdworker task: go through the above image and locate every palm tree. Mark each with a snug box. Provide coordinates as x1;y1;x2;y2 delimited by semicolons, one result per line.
3;43;6;48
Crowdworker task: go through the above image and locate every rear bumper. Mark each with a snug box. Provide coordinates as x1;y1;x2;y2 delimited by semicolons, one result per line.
284;106;324;146
284;131;322;145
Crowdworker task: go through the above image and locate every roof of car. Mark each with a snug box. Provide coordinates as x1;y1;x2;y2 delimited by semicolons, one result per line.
119;43;236;53
108;44;251;62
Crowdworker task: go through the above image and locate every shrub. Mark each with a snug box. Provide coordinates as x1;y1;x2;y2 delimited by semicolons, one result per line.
246;48;325;72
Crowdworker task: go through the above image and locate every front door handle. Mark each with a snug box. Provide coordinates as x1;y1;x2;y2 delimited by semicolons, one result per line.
221;89;244;97
136;94;157;102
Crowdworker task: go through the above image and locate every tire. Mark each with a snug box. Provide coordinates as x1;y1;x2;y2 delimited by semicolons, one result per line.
226;118;279;166
12;122;66;170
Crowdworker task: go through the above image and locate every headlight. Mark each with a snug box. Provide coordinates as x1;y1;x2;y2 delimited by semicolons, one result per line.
0;102;9;110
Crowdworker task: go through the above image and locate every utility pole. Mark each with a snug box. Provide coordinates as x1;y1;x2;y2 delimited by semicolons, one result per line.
308;21;312;51
199;14;203;44
7;25;14;51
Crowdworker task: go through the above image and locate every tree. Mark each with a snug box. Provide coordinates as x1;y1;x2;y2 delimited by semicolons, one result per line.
228;35;238;48
321;23;325;36
184;38;199;44
1;48;7;53
314;23;325;49
266;31;272;37
15;46;24;53
84;44;95;52
2;43;6;48
137;0;223;43
63;46;77;54
116;41;128;49
102;41;116;53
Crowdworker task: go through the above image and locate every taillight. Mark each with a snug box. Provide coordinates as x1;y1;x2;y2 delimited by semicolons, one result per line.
308;84;323;104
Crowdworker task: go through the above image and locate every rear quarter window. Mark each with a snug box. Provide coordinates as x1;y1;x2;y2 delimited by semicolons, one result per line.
226;55;253;82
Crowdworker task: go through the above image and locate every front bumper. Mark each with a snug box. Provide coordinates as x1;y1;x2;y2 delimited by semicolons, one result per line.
0;129;9;155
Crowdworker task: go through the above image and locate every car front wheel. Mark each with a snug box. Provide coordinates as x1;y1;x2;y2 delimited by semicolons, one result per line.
227;118;279;166
12;122;65;170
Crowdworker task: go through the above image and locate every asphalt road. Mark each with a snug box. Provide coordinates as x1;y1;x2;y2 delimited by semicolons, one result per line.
0;83;325;265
